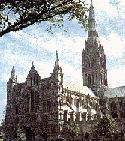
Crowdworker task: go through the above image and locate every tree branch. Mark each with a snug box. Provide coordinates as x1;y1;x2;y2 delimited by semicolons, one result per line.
0;0;87;37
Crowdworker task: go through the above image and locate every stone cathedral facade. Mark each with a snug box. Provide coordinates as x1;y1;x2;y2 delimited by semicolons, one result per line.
4;51;101;141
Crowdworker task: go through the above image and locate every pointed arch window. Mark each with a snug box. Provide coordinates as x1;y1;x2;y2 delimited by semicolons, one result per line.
47;100;51;112
31;77;32;86
35;92;39;112
34;77;35;85
31;90;34;112
85;74;88;85
88;74;91;85
91;58;94;67
92;74;94;84
26;97;29;113
16;106;18;114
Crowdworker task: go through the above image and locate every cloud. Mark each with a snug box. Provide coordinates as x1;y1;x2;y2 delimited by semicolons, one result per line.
108;68;125;88
100;32;125;57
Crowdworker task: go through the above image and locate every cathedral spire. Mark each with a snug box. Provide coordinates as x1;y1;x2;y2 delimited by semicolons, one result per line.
55;50;59;66
56;50;59;65
87;0;98;45
88;1;95;29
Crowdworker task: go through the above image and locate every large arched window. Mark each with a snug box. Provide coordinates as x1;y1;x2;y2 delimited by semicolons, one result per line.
31;90;34;112
35;92;39;112
26;97;29;113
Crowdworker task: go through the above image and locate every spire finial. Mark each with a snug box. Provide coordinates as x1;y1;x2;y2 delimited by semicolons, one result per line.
32;61;34;67
91;0;92;3
56;50;59;64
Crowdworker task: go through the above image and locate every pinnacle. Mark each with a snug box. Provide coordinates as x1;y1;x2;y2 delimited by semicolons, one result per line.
12;66;15;72
31;61;35;70
90;0;94;7
32;61;34;67
56;50;59;64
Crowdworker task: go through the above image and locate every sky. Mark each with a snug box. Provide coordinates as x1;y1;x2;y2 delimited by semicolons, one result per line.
0;0;125;124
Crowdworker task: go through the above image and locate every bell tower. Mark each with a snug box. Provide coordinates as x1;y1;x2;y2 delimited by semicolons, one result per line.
82;0;108;98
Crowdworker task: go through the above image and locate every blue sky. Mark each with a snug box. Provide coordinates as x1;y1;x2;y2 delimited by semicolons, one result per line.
0;0;125;124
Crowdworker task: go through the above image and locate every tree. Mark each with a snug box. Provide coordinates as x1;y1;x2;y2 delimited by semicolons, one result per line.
63;121;80;140
0;0;88;37
93;115;117;140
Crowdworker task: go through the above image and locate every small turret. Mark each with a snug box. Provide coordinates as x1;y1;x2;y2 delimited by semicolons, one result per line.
10;66;17;83
11;66;15;80
51;50;64;86
7;66;17;104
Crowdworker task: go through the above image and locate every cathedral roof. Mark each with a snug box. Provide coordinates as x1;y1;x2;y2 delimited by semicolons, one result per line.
104;86;125;98
63;81;96;97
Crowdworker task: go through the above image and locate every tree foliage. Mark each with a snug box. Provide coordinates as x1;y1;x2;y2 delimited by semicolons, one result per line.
0;0;88;37
93;115;117;138
63;121;80;139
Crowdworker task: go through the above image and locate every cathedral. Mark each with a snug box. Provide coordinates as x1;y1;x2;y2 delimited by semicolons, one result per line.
4;1;125;141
